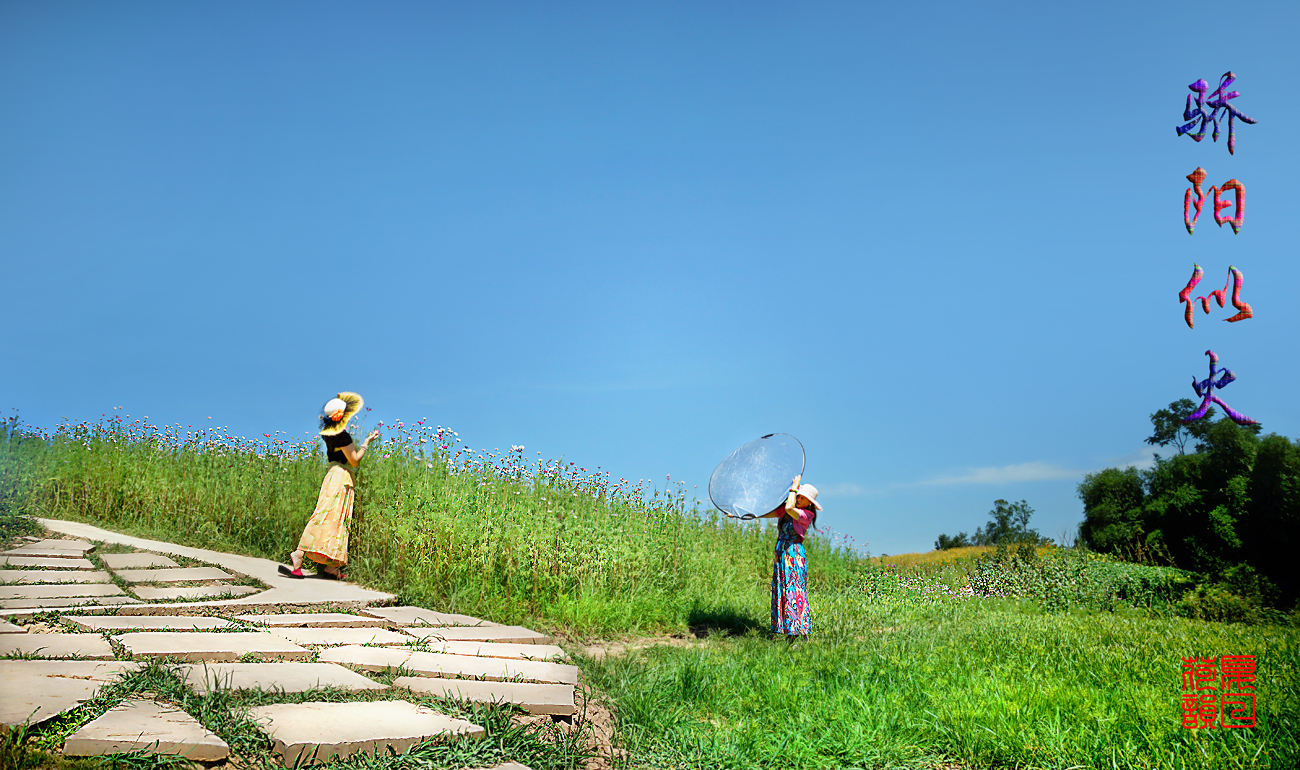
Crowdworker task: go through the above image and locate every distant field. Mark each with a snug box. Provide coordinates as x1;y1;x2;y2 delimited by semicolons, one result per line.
3;414;1297;770
869;544;1057;569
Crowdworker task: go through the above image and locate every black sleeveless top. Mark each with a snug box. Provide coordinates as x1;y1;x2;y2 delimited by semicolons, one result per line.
323;431;354;465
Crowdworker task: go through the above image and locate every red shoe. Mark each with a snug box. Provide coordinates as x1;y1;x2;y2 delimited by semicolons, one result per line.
278;565;305;579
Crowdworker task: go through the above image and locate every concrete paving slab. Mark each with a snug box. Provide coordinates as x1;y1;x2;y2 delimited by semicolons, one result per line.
237;612;390;628
14;540;94;552
2;542;94;558
248;700;484;764
266;627;412;646
0;619;24;634
40;519;396;606
317;645;411;672
132;585;260;601
420;640;567;661
116;631;311;661
395;677;575;716
99;553;180;569
181;662;389;694
318;646;578;684
0;570;113;585
0;661;140;727
0;633;114;659
361;606;500;627
114;567;234;583
402;651;579;685
0;584;126;600
402;625;552;644
1;596;141;609
63;699;229;760
0;556;95;569
65;615;235;632
2;550;93;559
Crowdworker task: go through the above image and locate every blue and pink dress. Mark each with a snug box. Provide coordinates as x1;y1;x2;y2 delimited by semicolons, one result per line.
771;507;813;635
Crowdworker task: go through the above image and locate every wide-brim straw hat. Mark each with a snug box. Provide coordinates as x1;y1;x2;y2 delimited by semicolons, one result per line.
795;483;824;511
319;392;363;436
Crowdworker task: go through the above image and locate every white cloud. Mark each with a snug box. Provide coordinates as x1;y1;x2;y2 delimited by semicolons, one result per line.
917;461;1085;486
1103;446;1160;471
825;451;1159;496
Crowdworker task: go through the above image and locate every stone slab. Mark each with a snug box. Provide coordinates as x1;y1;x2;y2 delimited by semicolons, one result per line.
15;539;95;552
248;700;484;765
421;640;567;661
395;677;575;716
63;699;229;760
1;596;141;609
361;606;500;627
237;612;390;628
0;584;126;600
0;633;114;659
181;662;389;694
114;567;234;583
0;619;24;634
405;651;578;685
0;556;95;569
318;646;578;685
133;585;260;601
0;661;140;727
266;627;412;647
316;645;409;671
0;570;113;585
402;625;551;644
116;631;311;661
2;550;93;559
65;615;235;632
2;543;94;558
100;553;180;569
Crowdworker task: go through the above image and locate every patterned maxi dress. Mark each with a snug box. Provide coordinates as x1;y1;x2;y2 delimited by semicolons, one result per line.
771;513;811;635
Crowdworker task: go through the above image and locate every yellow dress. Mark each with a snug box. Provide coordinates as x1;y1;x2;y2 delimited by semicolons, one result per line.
297;462;355;567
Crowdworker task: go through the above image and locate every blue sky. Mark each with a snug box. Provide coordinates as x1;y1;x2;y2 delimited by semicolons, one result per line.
3;1;1297;555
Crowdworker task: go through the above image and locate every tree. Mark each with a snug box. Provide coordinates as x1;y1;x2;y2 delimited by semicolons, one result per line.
934;532;972;550
1077;467;1145;553
1086;402;1297;610
972;499;1050;546
1146;398;1261;456
1146;399;1215;455
935;499;1050;550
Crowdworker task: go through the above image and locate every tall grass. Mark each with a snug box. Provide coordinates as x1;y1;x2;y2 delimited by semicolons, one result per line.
0;412;862;634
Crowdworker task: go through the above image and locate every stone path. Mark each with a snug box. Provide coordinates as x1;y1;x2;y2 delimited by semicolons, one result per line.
64;699;230;761
0;522;568;768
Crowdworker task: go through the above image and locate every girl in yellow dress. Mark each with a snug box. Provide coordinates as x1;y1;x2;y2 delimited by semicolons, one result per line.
280;392;379;580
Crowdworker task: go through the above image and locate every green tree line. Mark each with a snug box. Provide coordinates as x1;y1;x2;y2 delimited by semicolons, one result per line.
1077;399;1299;611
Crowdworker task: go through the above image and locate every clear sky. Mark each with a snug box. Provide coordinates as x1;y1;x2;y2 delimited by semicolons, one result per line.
3;1;1297;556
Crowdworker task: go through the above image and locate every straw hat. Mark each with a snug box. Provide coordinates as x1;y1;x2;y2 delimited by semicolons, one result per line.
319;392;363;436
795;483;823;511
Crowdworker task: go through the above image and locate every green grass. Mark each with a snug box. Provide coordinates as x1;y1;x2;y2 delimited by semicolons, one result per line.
582;588;1300;769
3;414;1298;769
0;414;862;635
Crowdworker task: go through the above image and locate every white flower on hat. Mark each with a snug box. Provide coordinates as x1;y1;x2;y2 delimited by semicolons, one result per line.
323;398;347;416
